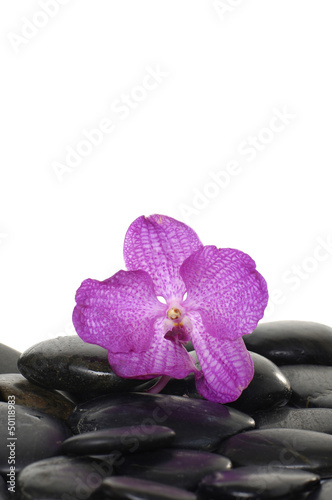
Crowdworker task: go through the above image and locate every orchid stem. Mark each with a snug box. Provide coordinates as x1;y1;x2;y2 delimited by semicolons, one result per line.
145;375;171;394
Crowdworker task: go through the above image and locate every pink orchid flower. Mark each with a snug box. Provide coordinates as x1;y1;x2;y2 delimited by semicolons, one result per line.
73;214;268;403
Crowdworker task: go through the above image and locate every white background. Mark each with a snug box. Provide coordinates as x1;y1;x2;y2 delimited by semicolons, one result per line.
1;0;331;352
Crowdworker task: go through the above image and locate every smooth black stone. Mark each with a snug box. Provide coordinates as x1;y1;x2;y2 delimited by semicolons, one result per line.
89;476;197;500
307;479;332;499
218;429;332;478
254;407;332;434
198;466;320;499
243;321;332;366
0;403;71;474
17;335;151;398
227;352;292;415
0;373;75;420
61;425;175;455
114;448;231;491
16;455;114;499
280;365;332;409
0;343;20;374
68;392;255;451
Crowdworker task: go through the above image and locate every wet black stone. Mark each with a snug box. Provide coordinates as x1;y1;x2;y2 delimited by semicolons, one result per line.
198;467;320;499
307;479;332;499
114;448;231;491
0;373;75;420
61;425;176;455
17;335;151;399
243;321;332;366
218;429;332;478
0;403;71;474
68;392;255;451
280;365;332;409
0;343;20;374
254;407;332;434
89;476;197;500
16;455;114;499
227;352;292;415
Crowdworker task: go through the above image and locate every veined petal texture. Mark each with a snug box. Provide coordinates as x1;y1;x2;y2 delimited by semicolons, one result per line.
73;269;165;353
181;246;268;340
124;214;203;301
190;312;254;403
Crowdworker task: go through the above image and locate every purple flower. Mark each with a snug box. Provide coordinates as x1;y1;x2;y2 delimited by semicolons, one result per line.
73;214;268;403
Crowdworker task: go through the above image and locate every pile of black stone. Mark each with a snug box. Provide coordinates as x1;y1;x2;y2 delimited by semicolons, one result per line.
1;320;332;499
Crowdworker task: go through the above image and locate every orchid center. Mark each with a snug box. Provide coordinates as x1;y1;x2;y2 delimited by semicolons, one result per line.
163;304;192;345
167;307;182;321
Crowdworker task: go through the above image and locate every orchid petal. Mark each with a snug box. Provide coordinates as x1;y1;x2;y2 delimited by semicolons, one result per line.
73;269;165;353
108;317;200;379
189;312;254;403
124;214;203;301
180;246;268;340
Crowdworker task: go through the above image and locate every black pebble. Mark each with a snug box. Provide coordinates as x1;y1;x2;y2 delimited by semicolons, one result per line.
61;425;176;455
254;407;332;434
218;428;332;478
198;466;320;499
16;455;114;499
114;448;231;491
243;321;332;365
17;335;152;399
89;476;197;500
0;373;75;420
68;392;255;451
280;365;332;408
0;403;71;474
